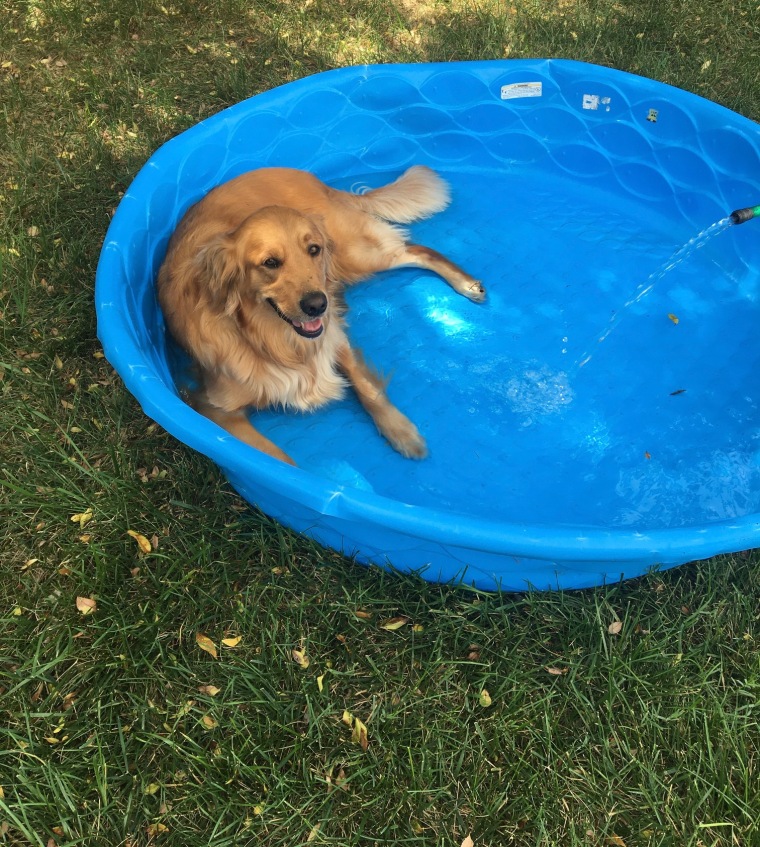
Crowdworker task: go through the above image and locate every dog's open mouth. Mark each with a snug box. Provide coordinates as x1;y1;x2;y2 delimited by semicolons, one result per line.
266;298;324;339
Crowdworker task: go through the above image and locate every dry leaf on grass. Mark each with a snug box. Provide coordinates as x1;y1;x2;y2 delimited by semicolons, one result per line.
75;596;96;615
221;636;242;648
292;648;310;669
127;529;152;554
379;616;409;631
608;620;623;635
478;689;492;707
461;836;475;847
195;633;218;659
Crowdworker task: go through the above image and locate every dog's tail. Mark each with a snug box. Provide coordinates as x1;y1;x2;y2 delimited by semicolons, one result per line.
347;166;451;223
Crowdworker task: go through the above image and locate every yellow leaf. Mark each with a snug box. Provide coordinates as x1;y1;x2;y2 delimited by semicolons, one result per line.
146;822;169;837
412;623;424;632
199;685;221;697
667;313;679;324
195;633;218;659
221;636;242;648
608;620;623;635
292;649;310;669
316;674;325;693
127;529;152;554
70;509;93;528
75;596;97;615
351;716;369;751
341;710;353;727
12;607;22;616
144;783;160;795
307;824;321;842
379;616;409;631
253;804;265;816
479;689;492;707
202;714;217;729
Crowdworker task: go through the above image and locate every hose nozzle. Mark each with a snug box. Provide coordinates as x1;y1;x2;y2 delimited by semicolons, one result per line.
729;204;760;225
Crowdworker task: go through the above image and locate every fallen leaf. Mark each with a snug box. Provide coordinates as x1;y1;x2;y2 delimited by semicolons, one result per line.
667;313;679;324
307;824;321;842
608;620;623;635
379;616;409;631
70;509;93;529
61;692;76;710
351;716;369;751
316;674;325;693
545;666;568;676
341;710;353;727
195;633;218;659
461;836;475;847
478;689;492;707
75;596;96;615
146;822;168;837
605;837;627;847
292;648;310;669
144;783;160;795
201;714;217;729
644;451;651;460
198;685;221;697
354;609;372;619
127;529;152;554
221;636;242;648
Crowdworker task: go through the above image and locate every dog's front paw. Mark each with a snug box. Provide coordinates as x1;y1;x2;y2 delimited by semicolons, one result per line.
463;278;486;303
379;410;428;459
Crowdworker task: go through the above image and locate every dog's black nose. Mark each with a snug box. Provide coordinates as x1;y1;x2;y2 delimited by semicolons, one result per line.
300;291;327;317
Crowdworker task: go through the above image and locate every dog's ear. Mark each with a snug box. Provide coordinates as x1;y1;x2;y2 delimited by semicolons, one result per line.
307;213;338;283
195;233;244;314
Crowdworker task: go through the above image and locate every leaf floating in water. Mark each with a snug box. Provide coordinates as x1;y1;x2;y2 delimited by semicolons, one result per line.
667;313;679;324
669;389;686;396
644;451;651;460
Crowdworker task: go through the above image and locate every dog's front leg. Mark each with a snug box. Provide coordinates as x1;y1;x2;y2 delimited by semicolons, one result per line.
192;395;296;465
337;346;427;459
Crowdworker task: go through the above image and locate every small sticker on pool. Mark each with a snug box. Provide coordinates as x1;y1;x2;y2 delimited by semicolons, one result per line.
501;82;542;100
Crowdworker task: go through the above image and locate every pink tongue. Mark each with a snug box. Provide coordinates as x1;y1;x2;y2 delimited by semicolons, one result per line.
299;318;323;332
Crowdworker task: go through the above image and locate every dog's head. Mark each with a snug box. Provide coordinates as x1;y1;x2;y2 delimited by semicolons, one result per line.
198;205;336;339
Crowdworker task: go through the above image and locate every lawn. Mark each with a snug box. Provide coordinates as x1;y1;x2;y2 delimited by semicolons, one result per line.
1;1;759;845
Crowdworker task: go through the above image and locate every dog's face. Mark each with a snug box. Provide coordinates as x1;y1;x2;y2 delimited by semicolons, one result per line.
201;205;335;339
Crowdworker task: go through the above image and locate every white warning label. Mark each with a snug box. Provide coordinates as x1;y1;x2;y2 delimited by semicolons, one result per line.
500;82;543;100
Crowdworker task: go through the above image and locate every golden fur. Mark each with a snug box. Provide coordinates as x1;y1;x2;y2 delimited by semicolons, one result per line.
157;166;485;465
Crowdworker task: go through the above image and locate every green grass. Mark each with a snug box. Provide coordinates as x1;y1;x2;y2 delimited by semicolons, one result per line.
1;1;759;845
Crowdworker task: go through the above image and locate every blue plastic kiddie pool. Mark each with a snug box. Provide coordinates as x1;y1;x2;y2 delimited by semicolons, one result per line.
96;59;760;590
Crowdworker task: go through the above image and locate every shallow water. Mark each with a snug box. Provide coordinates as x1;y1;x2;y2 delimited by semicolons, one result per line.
250;170;760;529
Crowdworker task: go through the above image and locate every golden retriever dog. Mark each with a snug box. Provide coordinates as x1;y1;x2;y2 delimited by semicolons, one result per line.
157;166;485;465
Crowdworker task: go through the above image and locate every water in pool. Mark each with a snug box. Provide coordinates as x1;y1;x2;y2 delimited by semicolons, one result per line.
247;169;760;530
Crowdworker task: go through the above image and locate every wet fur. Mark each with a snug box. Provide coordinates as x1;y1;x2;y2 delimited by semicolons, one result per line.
157;166;485;465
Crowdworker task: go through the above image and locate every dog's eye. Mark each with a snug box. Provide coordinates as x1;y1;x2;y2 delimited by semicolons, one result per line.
262;257;281;269
308;244;321;256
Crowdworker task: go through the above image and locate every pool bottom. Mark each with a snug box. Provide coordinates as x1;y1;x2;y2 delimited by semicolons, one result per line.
241;169;760;532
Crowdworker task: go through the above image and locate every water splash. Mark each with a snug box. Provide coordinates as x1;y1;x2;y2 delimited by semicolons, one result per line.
576;216;733;369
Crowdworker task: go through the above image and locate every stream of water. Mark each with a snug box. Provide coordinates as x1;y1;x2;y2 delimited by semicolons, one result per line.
576;215;734;369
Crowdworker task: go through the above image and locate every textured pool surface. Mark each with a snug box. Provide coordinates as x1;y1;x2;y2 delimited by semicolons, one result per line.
96;59;760;590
